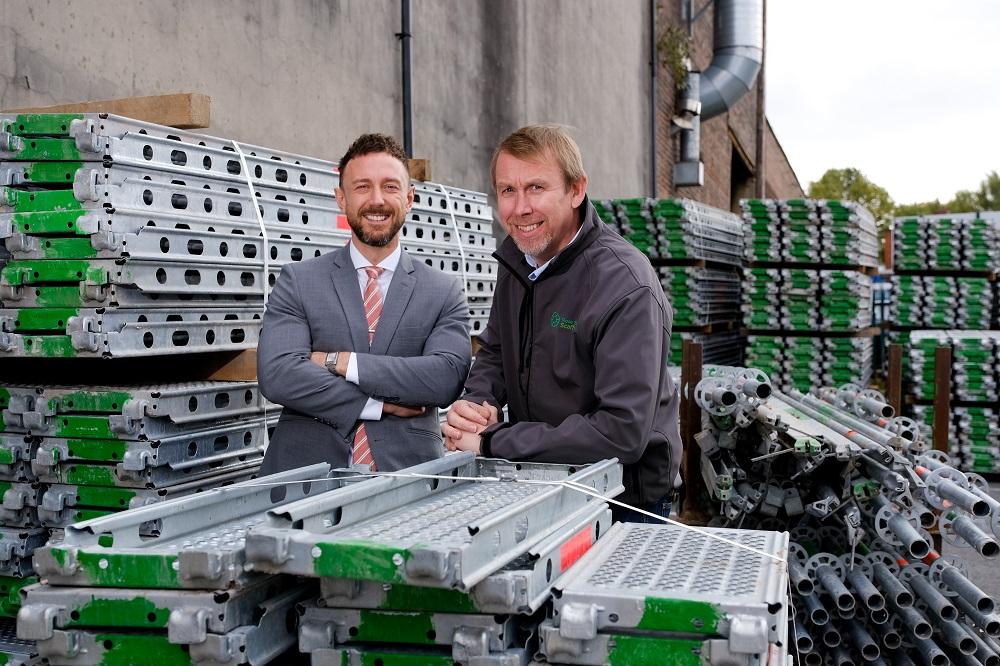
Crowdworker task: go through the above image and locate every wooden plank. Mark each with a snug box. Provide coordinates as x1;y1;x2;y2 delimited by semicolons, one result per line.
887;343;903;416
679;339;708;525
203;349;258;381
3;93;211;129
408;158;431;181
932;345;952;453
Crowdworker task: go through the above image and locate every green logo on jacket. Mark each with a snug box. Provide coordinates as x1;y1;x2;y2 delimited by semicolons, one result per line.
550;311;577;332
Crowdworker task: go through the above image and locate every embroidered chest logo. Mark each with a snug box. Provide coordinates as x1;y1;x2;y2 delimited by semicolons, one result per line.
550;311;578;332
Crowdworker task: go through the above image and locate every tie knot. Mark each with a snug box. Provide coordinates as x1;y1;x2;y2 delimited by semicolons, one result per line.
364;266;384;281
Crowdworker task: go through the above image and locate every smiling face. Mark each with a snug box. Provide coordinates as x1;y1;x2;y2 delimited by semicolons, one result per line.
335;151;414;251
494;149;587;264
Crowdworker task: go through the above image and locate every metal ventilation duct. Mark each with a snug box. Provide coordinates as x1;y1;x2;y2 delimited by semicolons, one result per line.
674;0;764;187
700;0;764;121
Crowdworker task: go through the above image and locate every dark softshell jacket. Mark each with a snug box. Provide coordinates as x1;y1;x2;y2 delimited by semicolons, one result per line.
465;196;683;506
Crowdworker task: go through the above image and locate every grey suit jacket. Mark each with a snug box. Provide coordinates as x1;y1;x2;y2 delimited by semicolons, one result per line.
257;244;471;474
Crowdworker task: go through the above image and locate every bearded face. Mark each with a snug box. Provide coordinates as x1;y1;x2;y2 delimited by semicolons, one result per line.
335;152;414;251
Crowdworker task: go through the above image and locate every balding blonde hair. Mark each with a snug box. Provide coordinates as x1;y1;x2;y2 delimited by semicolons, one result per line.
490;124;586;192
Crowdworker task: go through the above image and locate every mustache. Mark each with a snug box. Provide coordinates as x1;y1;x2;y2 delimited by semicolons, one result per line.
359;205;396;218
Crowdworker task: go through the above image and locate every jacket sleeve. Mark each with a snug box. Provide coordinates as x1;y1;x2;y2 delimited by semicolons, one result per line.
459;280;508;414
256;264;368;437
483;285;666;465
353;276;472;407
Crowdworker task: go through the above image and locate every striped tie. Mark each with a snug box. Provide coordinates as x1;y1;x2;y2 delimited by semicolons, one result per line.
352;266;385;469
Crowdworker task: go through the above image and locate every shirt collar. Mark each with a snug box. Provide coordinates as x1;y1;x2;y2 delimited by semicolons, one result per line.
349;239;402;273
525;223;584;281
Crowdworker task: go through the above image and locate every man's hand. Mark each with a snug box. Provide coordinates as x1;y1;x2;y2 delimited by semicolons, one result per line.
310;351;328;369
444;428;482;454
384;402;426;418
443;400;497;437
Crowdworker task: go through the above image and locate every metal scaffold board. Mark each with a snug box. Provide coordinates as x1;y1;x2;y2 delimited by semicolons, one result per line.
0;617;38;665
19;574;303;640
1;306;263;358
245;454;623;590
0;113;342;196
309;644;530;666
33;450;264;490
0;527;47;577
32;583;309;666
36;466;262;529
298;604;520;657
0;482;43;528
32;464;346;589
2;383;269;439
32;415;276;474
548;523;788;649
319;502;611;615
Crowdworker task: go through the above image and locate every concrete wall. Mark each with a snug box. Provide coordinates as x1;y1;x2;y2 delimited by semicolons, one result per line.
0;0;652;199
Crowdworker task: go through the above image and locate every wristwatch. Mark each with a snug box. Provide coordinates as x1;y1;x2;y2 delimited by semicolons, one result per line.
324;351;340;375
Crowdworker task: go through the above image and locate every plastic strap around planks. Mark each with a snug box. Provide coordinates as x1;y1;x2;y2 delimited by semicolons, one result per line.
427;181;470;302
231;140;270;448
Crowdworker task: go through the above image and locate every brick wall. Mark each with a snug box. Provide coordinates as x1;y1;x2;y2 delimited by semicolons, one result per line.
655;4;804;207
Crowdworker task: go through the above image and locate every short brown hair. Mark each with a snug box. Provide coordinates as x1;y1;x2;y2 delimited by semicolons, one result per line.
490;124;586;191
339;133;409;178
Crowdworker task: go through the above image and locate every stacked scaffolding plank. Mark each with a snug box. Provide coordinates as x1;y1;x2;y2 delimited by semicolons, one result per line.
0;113;497;358
741;199;879;393
693;366;1000;666
597;197;744;367
891;211;1000;473
908;331;1000;472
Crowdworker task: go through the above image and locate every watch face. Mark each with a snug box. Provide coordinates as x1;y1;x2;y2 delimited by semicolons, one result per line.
326;352;337;369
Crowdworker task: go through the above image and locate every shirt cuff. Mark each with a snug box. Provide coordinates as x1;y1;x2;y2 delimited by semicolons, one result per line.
348;353;382;420
346;352;360;384
360;397;384;420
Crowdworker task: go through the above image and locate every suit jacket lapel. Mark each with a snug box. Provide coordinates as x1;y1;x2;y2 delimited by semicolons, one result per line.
371;250;416;354
330;245;370;352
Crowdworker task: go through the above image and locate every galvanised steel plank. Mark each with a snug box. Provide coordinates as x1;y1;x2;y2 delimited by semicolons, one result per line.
548;523;788;654
0;306;263;358
0;527;47;578
319;502;611;615
245;455;623;590
308;645;530;666
36;454;262;496
0;617;38;664
537;619;783;666
37;466;262;529
3;383;269;438
33;415;276;474
0;435;37;483
298;604;519;658
0;113;342;197
32;463;344;590
0;482;42;528
18;575;304;641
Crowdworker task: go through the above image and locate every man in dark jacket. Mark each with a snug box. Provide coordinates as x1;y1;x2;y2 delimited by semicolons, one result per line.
442;124;682;521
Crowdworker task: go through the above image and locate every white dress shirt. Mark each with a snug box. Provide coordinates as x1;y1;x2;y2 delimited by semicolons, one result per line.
346;240;402;420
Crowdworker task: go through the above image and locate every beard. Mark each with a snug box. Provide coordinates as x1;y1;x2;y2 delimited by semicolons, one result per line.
504;222;554;260
349;205;406;247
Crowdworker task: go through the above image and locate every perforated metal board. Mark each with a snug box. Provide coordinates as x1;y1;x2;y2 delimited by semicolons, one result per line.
319;502;611;615
245;455;623;590
550;523;788;650
298;604;518;657
310;645;530;666
32;464;347;590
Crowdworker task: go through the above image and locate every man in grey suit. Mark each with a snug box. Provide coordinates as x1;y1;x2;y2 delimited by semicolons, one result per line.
257;133;472;474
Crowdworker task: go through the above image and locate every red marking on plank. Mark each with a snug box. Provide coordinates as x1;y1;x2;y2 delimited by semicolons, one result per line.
560;527;594;572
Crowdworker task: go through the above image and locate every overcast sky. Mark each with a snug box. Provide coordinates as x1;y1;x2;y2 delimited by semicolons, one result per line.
765;1;1000;205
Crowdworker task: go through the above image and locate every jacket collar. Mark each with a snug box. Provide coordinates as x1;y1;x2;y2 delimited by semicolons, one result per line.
494;195;603;283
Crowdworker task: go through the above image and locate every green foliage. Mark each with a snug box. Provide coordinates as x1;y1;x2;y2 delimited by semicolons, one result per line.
808;167;895;223
656;23;691;91
976;170;1000;210
948;190;979;213
894;200;945;216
